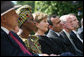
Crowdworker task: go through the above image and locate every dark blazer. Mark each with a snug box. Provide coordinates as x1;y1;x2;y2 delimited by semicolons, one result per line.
60;31;83;56
79;31;83;40
46;29;74;54
47;29;59;38
38;35;67;55
1;29;37;56
70;31;83;52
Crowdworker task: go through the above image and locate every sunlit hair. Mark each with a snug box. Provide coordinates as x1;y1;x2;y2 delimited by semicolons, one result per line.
60;13;76;24
67;13;76;16
33;12;48;23
47;14;59;26
60;15;69;23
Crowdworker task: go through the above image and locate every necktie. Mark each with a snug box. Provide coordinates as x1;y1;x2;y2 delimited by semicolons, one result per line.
76;33;83;43
9;31;33;56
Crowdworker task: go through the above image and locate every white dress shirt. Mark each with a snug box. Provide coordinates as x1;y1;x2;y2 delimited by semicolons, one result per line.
63;29;70;38
50;29;60;36
1;26;9;34
17;29;23;35
55;32;60;36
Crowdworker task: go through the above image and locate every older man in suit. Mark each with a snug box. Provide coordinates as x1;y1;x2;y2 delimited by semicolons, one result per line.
60;14;83;56
69;15;83;53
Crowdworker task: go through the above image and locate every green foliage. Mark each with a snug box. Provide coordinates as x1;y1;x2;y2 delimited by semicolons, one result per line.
16;1;83;21
35;1;83;21
16;1;35;13
15;1;83;35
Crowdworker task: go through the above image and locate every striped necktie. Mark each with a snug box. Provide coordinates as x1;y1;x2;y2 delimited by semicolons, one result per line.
9;31;33;56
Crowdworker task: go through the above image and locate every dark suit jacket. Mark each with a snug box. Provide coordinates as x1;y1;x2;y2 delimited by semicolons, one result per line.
1;29;37;56
47;29;59;38
70;31;83;52
60;31;83;56
38;35;67;55
79;31;83;40
46;29;74;54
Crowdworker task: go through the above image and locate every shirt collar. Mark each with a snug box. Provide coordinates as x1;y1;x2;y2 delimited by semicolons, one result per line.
81;26;83;28
17;29;23;35
72;30;77;34
1;26;9;34
63;29;70;38
55;32;60;36
63;29;69;34
50;29;60;36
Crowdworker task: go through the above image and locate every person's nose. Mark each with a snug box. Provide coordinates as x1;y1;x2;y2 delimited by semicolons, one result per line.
47;22;49;26
77;20;79;23
76;20;79;24
60;22;62;26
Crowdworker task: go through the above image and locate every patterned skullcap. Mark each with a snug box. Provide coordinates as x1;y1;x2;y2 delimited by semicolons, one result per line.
16;5;32;27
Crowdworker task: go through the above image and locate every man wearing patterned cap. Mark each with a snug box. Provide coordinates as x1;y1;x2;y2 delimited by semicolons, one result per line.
16;5;43;55
16;5;32;27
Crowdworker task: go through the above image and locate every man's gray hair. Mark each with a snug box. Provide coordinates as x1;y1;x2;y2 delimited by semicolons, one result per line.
60;15;69;23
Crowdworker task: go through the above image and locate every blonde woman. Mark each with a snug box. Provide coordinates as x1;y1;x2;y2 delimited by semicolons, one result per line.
33;12;49;36
33;12;58;55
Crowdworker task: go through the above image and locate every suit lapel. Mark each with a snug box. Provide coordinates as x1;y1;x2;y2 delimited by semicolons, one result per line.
60;31;71;45
8;34;20;48
70;31;77;39
9;31;26;47
47;30;59;38
1;29;20;48
70;31;82;44
70;31;83;51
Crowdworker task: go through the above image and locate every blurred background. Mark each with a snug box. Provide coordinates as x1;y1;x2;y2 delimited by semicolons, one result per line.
12;1;83;23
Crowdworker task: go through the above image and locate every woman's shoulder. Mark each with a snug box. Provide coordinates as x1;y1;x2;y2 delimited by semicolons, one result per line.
38;35;50;41
29;35;39;41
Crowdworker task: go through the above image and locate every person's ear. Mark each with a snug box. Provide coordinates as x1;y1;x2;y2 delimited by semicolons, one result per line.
1;15;7;23
49;25;53;29
35;22;39;28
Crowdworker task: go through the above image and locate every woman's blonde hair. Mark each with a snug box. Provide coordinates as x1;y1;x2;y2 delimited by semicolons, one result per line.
33;12;48;23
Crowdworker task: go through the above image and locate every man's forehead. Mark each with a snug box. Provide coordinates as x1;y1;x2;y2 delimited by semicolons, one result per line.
7;9;15;14
51;17;59;20
70;16;77;21
3;9;15;16
51;17;60;23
